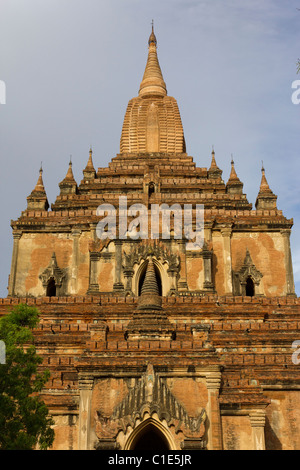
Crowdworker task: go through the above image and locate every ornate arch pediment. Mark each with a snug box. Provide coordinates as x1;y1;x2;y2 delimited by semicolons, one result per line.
39;252;66;289
95;364;206;449
123;240;180;273
238;249;263;285
233;249;263;296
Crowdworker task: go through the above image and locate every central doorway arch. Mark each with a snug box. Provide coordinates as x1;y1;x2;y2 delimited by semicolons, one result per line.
124;418;175;451
131;424;170;451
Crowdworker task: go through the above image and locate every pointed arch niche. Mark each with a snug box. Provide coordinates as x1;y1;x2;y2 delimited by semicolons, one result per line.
123;242;180;297
233;249;263;297
39;252;66;297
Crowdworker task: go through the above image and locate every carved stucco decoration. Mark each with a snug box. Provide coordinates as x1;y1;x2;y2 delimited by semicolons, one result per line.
237;249;263;286
95;364;206;444
39;252;66;288
123;240;180;273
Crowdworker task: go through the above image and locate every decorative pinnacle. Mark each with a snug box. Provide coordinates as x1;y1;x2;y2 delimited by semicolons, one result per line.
210;147;217;168
255;161;277;209
229;156;238;178
84;145;96;174
139;23;167;97
61;157;76;184
34;164;46;192
138;257;162;310
141;257;159;296
149;20;157;46
227;155;242;188
259;163;272;194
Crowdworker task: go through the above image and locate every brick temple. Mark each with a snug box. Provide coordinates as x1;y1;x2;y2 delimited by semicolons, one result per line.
1;26;300;450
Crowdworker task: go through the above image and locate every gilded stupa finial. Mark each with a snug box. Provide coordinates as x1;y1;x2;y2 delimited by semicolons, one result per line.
139;23;167;98
148;20;157;46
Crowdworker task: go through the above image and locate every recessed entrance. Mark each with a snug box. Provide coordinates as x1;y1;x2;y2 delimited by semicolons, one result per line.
130;423;170;451
46;277;56;297
245;276;255;297
148;182;155;197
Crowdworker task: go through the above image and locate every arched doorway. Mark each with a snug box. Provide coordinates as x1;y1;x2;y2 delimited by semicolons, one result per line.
148;182;155;198
125;418;174;451
131;424;170;451
245;276;255;297
46;277;56;297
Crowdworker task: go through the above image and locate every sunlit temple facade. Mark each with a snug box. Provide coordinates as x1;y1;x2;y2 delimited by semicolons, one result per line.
1;27;300;450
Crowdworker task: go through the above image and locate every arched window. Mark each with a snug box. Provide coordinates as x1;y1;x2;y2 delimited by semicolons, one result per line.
138;261;162;296
233;249;263;296
130;423;170;451
148;182;155;197
46;278;56;297
246;276;255;297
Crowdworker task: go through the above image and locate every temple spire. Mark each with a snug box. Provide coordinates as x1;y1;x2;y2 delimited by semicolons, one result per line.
27;166;49;211
137;257;162;310
255;164;277;210
258;163;273;194
65;157;76;181
149;20;156;46
141;257;160;296
226;156;243;194
125;255;175;340
208;147;222;179
59;159;78;195
139;24;167;98
34;165;46;193
83;147;96;179
120;27;185;154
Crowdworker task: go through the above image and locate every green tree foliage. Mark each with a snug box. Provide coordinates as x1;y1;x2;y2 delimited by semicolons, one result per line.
0;304;54;450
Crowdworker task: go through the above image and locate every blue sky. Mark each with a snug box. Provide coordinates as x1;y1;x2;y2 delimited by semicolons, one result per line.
0;0;299;297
